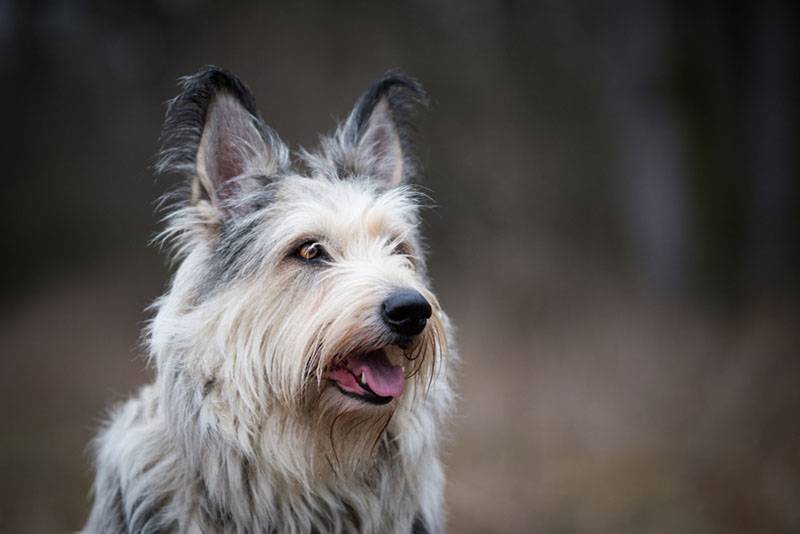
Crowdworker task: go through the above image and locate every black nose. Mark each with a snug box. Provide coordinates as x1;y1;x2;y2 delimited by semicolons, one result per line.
381;289;432;337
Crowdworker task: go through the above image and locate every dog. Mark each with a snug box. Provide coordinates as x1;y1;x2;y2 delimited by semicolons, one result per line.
83;66;456;534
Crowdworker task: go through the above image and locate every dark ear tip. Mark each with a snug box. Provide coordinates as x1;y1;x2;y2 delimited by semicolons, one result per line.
175;66;259;116
375;69;429;106
157;66;261;177
352;69;428;136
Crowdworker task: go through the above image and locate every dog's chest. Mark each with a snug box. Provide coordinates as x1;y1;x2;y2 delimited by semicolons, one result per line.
195;449;414;533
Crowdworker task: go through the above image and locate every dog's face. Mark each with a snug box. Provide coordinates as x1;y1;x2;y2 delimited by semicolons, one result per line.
152;69;445;433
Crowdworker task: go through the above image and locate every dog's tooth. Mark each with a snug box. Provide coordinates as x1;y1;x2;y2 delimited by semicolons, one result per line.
360;371;367;385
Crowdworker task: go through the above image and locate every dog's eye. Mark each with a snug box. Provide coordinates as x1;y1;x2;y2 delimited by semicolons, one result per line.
296;241;326;262
392;242;412;257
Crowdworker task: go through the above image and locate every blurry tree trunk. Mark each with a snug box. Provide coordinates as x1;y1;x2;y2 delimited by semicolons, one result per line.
748;0;796;294
608;0;689;293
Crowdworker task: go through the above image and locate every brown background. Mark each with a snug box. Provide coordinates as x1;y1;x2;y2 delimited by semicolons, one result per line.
2;1;799;532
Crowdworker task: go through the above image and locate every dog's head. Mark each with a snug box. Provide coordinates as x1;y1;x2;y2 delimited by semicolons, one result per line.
150;67;447;447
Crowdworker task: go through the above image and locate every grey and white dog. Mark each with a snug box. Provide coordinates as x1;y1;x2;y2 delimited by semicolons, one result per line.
83;67;456;534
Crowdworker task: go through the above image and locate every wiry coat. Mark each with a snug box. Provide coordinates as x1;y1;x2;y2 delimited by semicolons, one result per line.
84;67;455;534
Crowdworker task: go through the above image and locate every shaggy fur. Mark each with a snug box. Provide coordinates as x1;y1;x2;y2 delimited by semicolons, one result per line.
83;66;455;534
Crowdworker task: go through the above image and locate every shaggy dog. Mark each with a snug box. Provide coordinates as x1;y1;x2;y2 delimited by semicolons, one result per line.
84;66;455;534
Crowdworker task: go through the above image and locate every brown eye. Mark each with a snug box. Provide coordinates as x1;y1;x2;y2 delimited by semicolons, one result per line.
297;241;325;262
393;242;412;256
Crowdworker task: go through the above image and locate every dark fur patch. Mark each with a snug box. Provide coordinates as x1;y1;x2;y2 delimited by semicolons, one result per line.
342;500;362;532
202;378;216;398
412;514;430;534
129;492;174;533
212;211;265;281
198;476;235;529
349;70;428;144
109;486;128;534
241;457;255;512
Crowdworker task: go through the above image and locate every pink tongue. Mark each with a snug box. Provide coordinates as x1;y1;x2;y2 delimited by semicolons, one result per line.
349;350;405;398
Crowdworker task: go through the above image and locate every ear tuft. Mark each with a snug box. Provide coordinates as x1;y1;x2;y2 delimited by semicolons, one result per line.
319;70;428;187
347;70;427;144
157;66;287;209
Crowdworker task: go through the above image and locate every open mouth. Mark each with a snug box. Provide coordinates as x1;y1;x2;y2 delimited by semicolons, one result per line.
324;349;405;405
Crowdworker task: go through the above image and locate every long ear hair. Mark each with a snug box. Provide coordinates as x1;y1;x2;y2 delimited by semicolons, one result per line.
311;70;428;187
157;66;289;215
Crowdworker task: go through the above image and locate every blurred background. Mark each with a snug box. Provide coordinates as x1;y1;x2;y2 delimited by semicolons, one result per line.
2;0;799;532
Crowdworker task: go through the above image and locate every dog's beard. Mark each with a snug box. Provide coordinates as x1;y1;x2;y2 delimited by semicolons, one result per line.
196;267;446;476
294;308;446;476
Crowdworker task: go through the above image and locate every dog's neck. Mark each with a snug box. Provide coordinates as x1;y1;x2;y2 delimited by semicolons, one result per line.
153;375;425;531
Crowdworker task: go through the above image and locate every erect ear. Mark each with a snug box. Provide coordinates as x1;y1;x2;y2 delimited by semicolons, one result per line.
157;66;288;213
331;70;427;187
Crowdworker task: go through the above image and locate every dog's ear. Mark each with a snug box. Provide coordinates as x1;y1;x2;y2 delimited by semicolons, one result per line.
332;70;427;187
158;66;288;212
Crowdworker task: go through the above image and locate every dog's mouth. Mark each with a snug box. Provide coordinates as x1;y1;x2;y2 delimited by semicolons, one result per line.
324;349;405;405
